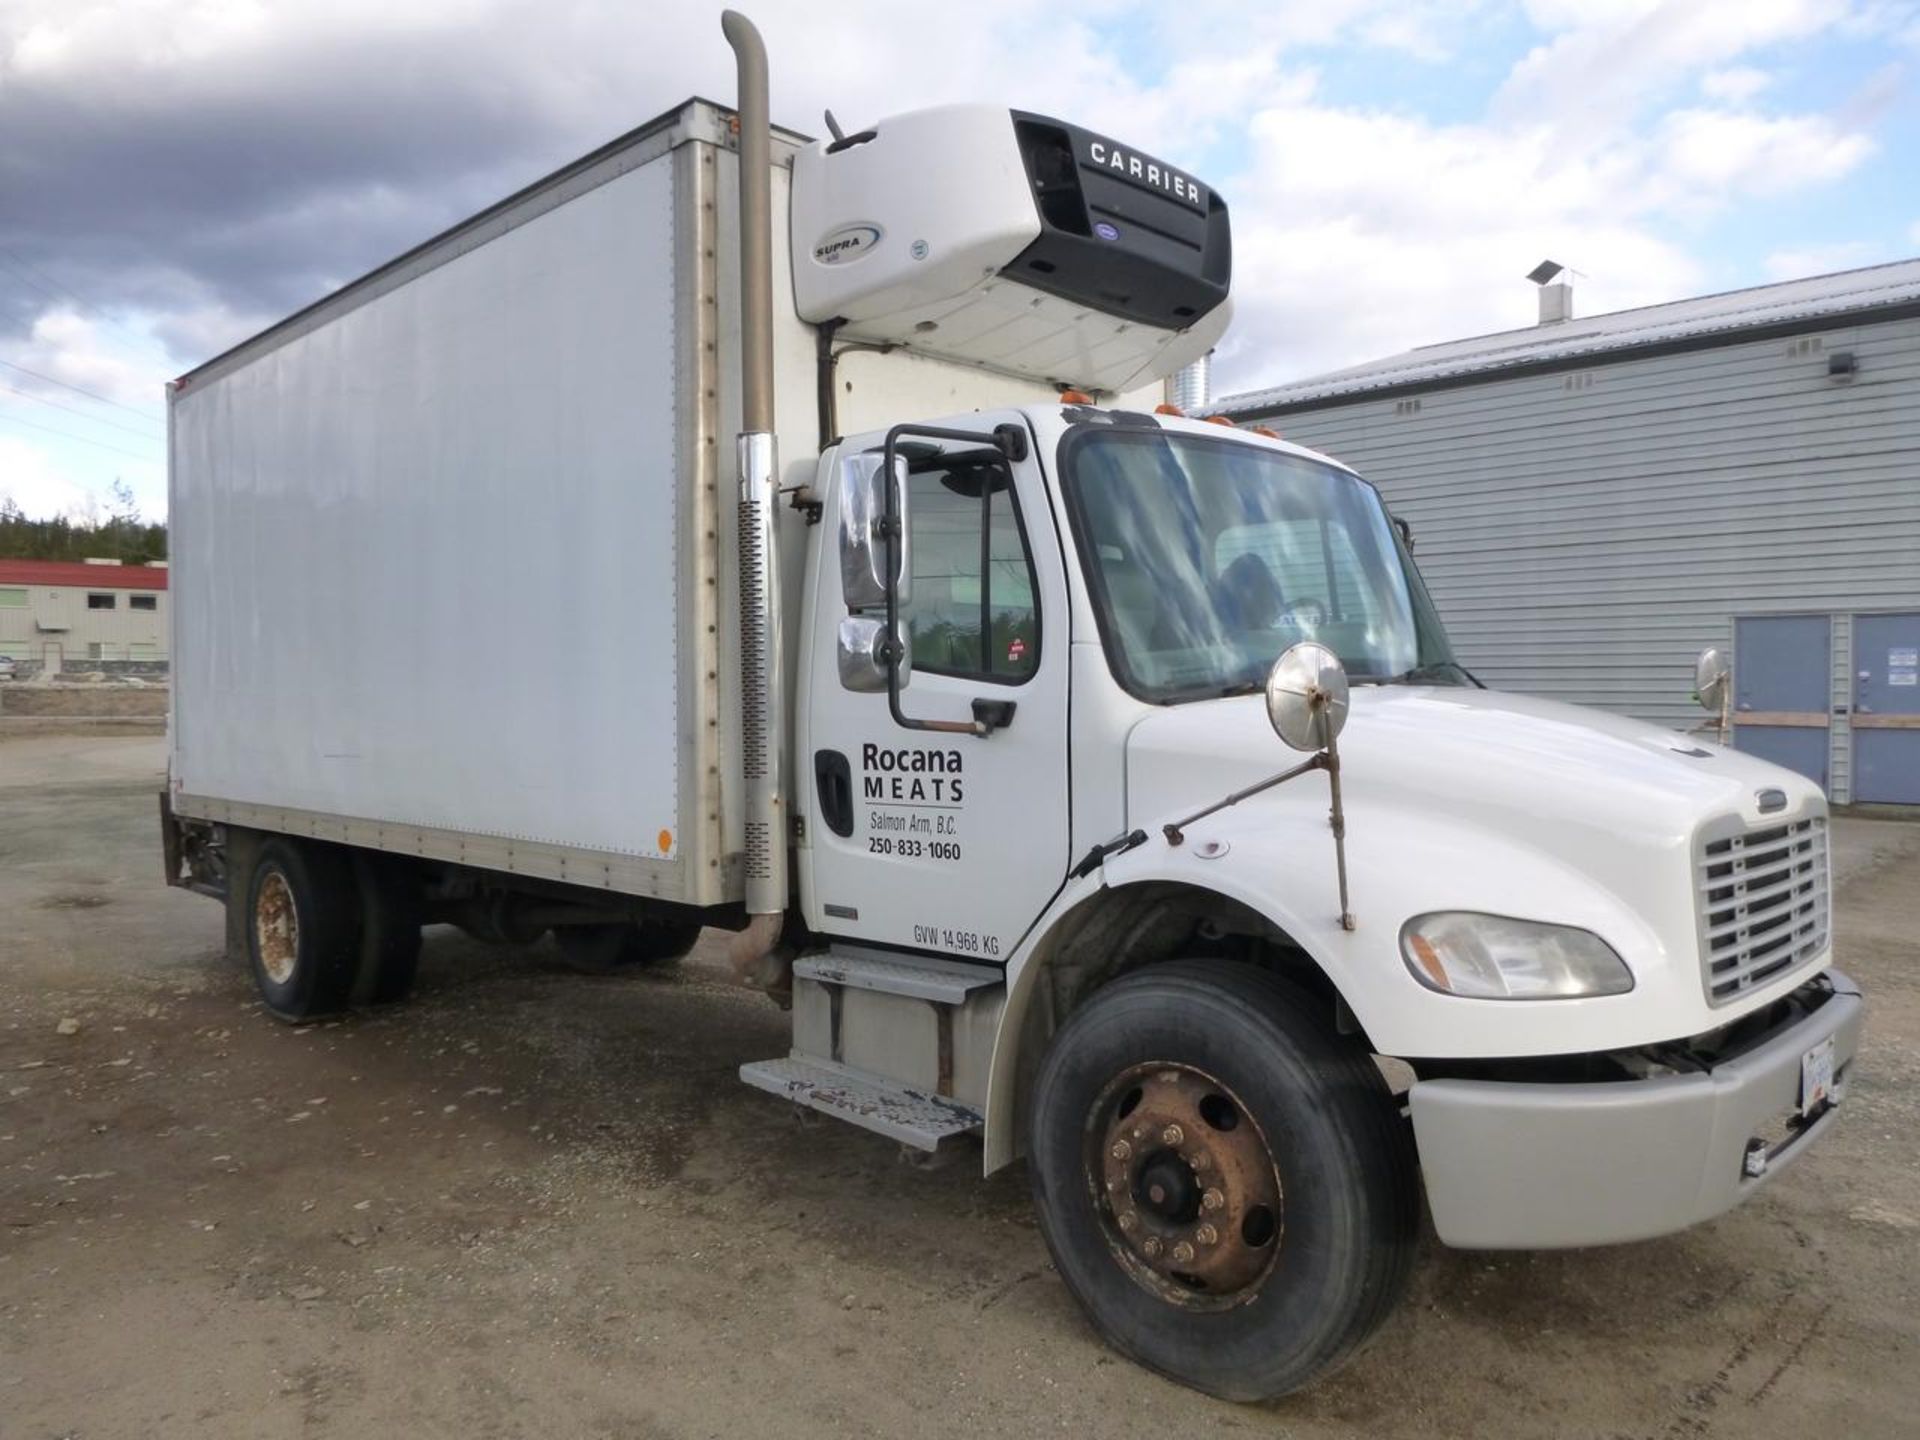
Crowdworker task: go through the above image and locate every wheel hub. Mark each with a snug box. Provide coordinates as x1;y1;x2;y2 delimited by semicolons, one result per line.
1091;1064;1283;1306
255;869;299;986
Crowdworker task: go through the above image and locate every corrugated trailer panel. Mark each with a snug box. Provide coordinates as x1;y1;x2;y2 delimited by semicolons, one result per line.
1258;316;1920;734
170;152;693;883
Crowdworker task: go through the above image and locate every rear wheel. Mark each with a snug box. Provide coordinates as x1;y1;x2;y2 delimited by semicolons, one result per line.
242;838;361;1023
1027;960;1417;1401
552;917;701;974
351;855;424;1005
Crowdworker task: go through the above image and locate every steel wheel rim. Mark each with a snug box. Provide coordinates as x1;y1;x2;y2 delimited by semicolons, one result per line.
1085;1061;1284;1310
255;869;299;986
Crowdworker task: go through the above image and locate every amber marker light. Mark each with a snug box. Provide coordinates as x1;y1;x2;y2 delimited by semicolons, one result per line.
1407;933;1451;990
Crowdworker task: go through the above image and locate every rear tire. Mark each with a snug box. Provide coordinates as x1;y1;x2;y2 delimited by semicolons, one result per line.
552;918;701;974
1026;960;1417;1401
242;838;361;1024
351;855;424;1005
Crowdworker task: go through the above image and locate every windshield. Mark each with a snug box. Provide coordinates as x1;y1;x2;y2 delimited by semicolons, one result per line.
1062;427;1458;702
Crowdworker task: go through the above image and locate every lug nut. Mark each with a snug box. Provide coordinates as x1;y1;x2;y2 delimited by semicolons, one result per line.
1111;1139;1131;1161
1196;1223;1218;1246
1161;1124;1184;1147
1142;1236;1163;1258
1202;1187;1224;1211
1189;1151;1211;1171
1118;1211;1137;1232
1172;1241;1195;1263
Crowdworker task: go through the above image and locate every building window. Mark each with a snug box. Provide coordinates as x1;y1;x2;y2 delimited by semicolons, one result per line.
900;452;1040;685
130;594;158;611
0;587;25;609
87;593;116;610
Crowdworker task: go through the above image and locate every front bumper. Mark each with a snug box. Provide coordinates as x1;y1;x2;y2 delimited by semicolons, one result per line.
1410;970;1863;1249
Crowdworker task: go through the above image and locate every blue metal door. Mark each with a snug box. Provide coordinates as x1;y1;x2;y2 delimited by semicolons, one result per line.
1854;612;1920;805
1733;615;1830;790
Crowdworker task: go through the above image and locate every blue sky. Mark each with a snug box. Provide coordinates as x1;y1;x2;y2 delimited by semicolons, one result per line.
1;0;1915;519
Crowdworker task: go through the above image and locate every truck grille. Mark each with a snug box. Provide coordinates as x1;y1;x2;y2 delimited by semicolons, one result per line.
1696;816;1829;1006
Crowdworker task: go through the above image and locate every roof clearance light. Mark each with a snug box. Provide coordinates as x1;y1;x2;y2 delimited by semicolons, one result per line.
1059;388;1095;405
1204;414;1236;427
1154;402;1185;416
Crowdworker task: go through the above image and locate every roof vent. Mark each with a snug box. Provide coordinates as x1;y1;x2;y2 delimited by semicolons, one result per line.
1527;259;1573;325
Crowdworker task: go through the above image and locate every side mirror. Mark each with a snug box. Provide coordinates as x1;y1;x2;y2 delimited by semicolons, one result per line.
1694;646;1730;713
837;616;910;694
838;450;910;611
1266;641;1350;752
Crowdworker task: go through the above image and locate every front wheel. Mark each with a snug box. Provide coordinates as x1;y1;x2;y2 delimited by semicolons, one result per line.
1027;960;1417;1401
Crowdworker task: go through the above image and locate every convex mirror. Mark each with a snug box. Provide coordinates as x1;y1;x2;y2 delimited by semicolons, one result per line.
1266;641;1350;752
1694;647;1730;713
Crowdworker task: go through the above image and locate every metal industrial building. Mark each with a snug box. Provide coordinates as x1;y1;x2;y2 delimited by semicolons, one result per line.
1221;259;1920;806
0;558;170;673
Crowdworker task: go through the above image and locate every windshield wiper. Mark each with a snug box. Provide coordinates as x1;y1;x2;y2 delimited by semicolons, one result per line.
1381;660;1483;688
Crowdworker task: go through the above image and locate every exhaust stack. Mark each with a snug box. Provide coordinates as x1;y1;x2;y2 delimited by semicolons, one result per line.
722;11;787;942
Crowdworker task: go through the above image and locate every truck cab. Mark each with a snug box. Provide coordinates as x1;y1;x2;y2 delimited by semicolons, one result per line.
764;393;1861;1399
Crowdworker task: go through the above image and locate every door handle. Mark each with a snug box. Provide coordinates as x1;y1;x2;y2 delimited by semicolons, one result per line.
972;698;1017;732
813;750;855;837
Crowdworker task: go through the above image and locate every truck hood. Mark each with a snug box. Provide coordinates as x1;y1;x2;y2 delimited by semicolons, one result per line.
1125;684;1821;849
1117;684;1830;1058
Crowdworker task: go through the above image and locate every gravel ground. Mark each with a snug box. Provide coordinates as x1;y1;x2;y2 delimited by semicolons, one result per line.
2;733;1917;1439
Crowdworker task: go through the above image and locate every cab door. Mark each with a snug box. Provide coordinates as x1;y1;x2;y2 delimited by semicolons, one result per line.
798;413;1070;962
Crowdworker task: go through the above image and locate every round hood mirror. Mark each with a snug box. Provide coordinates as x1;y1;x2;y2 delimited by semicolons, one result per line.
1265;642;1350;752
1694;646;1730;712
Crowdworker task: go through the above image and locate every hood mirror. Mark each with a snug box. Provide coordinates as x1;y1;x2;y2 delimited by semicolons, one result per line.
1692;645;1731;745
1163;640;1356;932
1693;647;1730;712
1266;641;1350;752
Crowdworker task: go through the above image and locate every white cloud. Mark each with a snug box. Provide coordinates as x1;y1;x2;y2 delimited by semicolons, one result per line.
1763;241;1882;278
1701;66;1773;102
0;434;105;517
1653;108;1873;201
1216;103;1706;389
1909;219;1920;246
10;309;172;412
1499;0;1849;138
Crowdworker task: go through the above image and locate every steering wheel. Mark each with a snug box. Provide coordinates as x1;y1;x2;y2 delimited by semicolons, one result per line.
1283;598;1328;628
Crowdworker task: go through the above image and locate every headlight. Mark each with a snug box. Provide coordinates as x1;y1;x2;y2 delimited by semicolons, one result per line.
1399;912;1633;999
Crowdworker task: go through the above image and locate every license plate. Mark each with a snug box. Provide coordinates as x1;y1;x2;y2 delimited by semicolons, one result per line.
1800;1037;1836;1117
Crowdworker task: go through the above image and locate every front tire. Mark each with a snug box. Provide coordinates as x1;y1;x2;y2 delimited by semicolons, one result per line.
242;838;361;1023
1027;960;1417;1401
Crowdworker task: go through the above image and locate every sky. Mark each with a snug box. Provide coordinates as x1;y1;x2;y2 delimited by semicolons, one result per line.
0;0;1915;520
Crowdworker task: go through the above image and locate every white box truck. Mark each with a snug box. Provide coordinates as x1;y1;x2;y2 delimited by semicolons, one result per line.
162;13;1863;1400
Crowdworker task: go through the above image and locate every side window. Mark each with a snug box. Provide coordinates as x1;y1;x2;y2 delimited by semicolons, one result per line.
901;456;1039;684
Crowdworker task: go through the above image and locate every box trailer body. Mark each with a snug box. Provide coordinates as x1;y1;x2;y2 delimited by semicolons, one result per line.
169;100;1113;906
163;28;1861;1404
